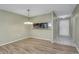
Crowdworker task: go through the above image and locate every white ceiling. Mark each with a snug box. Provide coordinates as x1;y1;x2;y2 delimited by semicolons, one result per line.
0;4;77;17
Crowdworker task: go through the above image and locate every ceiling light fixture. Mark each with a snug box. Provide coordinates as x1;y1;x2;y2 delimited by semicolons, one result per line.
24;9;33;24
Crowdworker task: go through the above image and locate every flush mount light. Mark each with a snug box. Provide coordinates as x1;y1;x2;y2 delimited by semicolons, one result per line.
24;9;33;25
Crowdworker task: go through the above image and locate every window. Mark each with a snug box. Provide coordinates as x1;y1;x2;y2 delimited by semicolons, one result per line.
59;19;69;36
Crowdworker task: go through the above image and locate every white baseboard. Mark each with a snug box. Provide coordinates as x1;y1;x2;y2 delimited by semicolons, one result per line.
76;47;79;53
32;37;54;43
0;37;29;46
0;36;53;47
75;43;79;53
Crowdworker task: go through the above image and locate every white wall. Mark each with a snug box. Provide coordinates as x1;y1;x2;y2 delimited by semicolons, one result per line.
72;15;79;51
0;10;54;45
30;13;53;41
0;10;29;45
72;5;79;51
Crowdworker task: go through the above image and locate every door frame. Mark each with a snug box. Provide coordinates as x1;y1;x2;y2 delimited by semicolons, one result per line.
58;17;71;37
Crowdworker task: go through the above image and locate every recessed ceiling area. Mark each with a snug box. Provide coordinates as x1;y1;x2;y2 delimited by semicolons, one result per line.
0;4;77;17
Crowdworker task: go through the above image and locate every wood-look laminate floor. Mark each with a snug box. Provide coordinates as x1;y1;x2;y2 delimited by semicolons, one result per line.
0;38;78;54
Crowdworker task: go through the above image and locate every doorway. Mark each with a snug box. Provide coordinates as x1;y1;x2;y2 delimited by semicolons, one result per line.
55;18;75;46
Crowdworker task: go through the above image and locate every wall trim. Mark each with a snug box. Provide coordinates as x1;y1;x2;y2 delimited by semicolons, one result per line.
76;46;79;53
0;37;53;47
0;37;29;46
75;43;79;53
32;37;54;43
